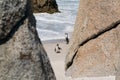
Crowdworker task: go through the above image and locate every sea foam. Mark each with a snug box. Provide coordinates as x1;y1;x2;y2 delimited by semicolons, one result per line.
34;0;79;41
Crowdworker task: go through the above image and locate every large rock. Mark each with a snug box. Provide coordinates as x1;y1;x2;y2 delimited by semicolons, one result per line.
65;0;120;79
0;0;56;80
32;0;59;13
0;0;2;18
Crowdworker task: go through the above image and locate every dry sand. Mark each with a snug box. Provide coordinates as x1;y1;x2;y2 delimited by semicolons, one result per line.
43;40;69;80
42;40;115;80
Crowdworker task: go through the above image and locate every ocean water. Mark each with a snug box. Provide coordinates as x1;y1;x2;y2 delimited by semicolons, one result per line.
34;0;80;41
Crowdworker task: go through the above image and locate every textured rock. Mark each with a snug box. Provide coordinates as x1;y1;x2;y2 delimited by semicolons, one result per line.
0;0;56;80
0;0;2;18
65;0;120;78
0;0;27;39
32;0;59;13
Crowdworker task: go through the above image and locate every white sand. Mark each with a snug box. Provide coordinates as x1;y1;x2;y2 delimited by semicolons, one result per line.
43;41;68;80
43;40;115;80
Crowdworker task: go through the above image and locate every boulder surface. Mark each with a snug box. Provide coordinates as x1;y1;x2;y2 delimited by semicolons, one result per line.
65;0;120;79
32;0;59;13
0;0;56;80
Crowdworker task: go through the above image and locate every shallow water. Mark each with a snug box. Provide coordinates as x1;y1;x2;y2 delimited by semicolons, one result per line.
34;0;80;41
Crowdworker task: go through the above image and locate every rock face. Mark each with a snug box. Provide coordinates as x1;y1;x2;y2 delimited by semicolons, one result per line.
0;0;2;18
32;0;59;13
65;0;120;79
0;0;56;80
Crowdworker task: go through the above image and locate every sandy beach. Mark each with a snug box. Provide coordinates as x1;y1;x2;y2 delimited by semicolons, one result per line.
42;39;115;80
43;39;69;80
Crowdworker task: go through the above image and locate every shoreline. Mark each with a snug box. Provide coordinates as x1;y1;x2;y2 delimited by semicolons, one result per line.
41;38;67;44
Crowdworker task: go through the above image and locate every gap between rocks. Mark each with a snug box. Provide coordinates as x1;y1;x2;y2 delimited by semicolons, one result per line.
66;20;120;70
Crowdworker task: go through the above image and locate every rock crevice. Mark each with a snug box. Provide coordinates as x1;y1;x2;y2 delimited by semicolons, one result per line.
65;0;120;78
66;20;120;70
79;20;120;47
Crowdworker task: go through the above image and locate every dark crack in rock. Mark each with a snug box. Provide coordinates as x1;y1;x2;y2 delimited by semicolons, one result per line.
65;0;120;79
